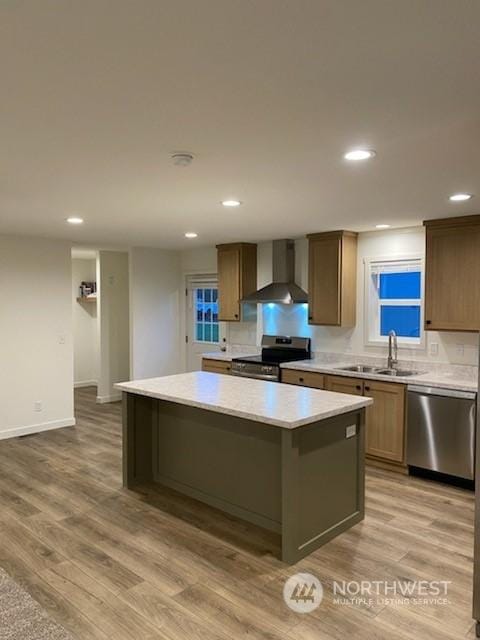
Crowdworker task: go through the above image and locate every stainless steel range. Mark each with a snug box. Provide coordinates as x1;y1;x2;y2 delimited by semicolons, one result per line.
231;335;311;381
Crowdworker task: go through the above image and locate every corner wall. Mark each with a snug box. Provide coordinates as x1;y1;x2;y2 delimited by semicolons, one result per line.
0;235;74;439
130;247;182;379
97;251;130;402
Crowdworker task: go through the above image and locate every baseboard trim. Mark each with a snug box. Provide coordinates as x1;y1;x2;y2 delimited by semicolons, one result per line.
0;417;76;441
96;393;122;404
74;380;98;389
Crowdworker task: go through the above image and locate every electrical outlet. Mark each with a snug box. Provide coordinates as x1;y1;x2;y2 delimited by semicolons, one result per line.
34;401;42;412
429;342;439;357
58;333;66;344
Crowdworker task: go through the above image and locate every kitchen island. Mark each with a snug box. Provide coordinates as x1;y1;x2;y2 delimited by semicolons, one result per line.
116;371;373;563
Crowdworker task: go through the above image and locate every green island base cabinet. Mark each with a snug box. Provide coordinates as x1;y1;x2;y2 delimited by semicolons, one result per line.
117;372;372;564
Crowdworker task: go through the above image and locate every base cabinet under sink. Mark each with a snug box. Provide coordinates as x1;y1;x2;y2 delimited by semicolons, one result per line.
324;375;406;465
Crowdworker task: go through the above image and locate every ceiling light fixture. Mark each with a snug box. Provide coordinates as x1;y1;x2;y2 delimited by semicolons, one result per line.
185;232;198;238
66;216;84;225
222;200;242;207
171;152;194;167
344;149;376;161
375;224;391;229
449;193;473;202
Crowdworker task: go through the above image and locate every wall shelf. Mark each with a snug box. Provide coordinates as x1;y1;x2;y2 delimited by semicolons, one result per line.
77;296;97;303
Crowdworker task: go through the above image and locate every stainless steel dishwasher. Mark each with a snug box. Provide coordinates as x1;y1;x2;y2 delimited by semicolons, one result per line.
407;385;476;480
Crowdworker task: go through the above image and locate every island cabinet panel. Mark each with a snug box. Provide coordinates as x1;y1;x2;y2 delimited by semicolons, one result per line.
201;358;231;375
324;374;406;465
424;215;480;332
363;380;405;463
122;391;366;564
216;243;257;321
307;230;357;327
281;369;324;389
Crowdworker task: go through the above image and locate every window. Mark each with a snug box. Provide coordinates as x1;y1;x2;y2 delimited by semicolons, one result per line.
194;286;219;343
365;256;424;347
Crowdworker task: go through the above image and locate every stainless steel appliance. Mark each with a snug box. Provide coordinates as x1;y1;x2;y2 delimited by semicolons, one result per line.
231;334;311;381
241;240;308;304
407;385;476;480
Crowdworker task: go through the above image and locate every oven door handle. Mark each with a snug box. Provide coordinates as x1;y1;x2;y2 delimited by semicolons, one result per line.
231;369;278;382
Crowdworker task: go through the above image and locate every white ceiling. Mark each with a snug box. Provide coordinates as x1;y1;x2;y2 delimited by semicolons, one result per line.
1;0;479;249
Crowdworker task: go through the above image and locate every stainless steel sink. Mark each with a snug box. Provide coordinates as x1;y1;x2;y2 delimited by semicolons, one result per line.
375;368;423;377
337;365;382;373
335;365;423;377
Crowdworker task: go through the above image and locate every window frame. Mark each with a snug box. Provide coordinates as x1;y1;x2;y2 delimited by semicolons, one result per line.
363;254;425;350
192;283;220;345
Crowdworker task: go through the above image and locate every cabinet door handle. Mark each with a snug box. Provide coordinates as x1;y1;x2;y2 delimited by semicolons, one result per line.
308;315;313;321
299;377;304;382
234;313;239;319
355;385;362;391
426;320;432;325
364;385;370;392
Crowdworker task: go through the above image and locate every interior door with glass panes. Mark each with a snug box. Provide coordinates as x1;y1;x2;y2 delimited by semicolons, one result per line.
186;277;226;371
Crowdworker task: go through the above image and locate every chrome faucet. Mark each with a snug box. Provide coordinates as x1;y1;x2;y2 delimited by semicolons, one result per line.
387;330;398;369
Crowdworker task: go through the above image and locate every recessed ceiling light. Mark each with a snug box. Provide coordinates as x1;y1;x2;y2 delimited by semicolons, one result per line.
449;193;473;202
66;216;84;225
185;232;198;238
375;224;391;229
344;149;376;161
222;200;242;207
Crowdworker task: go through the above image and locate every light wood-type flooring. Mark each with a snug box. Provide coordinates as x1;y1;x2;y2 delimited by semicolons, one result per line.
0;387;476;639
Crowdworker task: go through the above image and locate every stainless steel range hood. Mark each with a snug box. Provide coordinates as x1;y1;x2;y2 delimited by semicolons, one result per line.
241;239;308;304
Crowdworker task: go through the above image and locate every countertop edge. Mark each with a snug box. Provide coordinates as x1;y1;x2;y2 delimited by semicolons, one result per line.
115;380;373;429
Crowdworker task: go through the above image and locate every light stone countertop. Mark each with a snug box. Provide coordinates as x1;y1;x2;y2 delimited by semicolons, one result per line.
115;371;373;429
201;351;258;362
280;359;478;393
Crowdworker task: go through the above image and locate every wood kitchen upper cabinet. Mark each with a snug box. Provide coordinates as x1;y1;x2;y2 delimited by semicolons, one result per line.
307;231;357;327
424;215;480;332
363;380;405;463
324;374;406;464
216;243;257;321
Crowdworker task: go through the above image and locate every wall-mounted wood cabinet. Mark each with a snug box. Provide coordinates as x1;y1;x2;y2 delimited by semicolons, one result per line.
216;243;257;321
324;375;406;464
307;231;357;327
424;215;480;332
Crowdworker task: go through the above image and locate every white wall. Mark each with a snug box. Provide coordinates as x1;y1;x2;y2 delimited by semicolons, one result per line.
181;227;479;366
130;247;182;379
72;257;98;386
97;251;130;402
0;235;74;439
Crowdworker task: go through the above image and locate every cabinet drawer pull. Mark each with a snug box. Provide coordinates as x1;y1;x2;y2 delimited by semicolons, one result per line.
299;377;304;382
425;320;432;325
356;385;362;391
364;385;370;392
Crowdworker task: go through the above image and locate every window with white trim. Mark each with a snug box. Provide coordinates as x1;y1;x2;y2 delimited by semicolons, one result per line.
194;286;219;343
365;256;424;347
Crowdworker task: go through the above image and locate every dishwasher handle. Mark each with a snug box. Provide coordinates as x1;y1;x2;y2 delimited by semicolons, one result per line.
408;385;476;401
